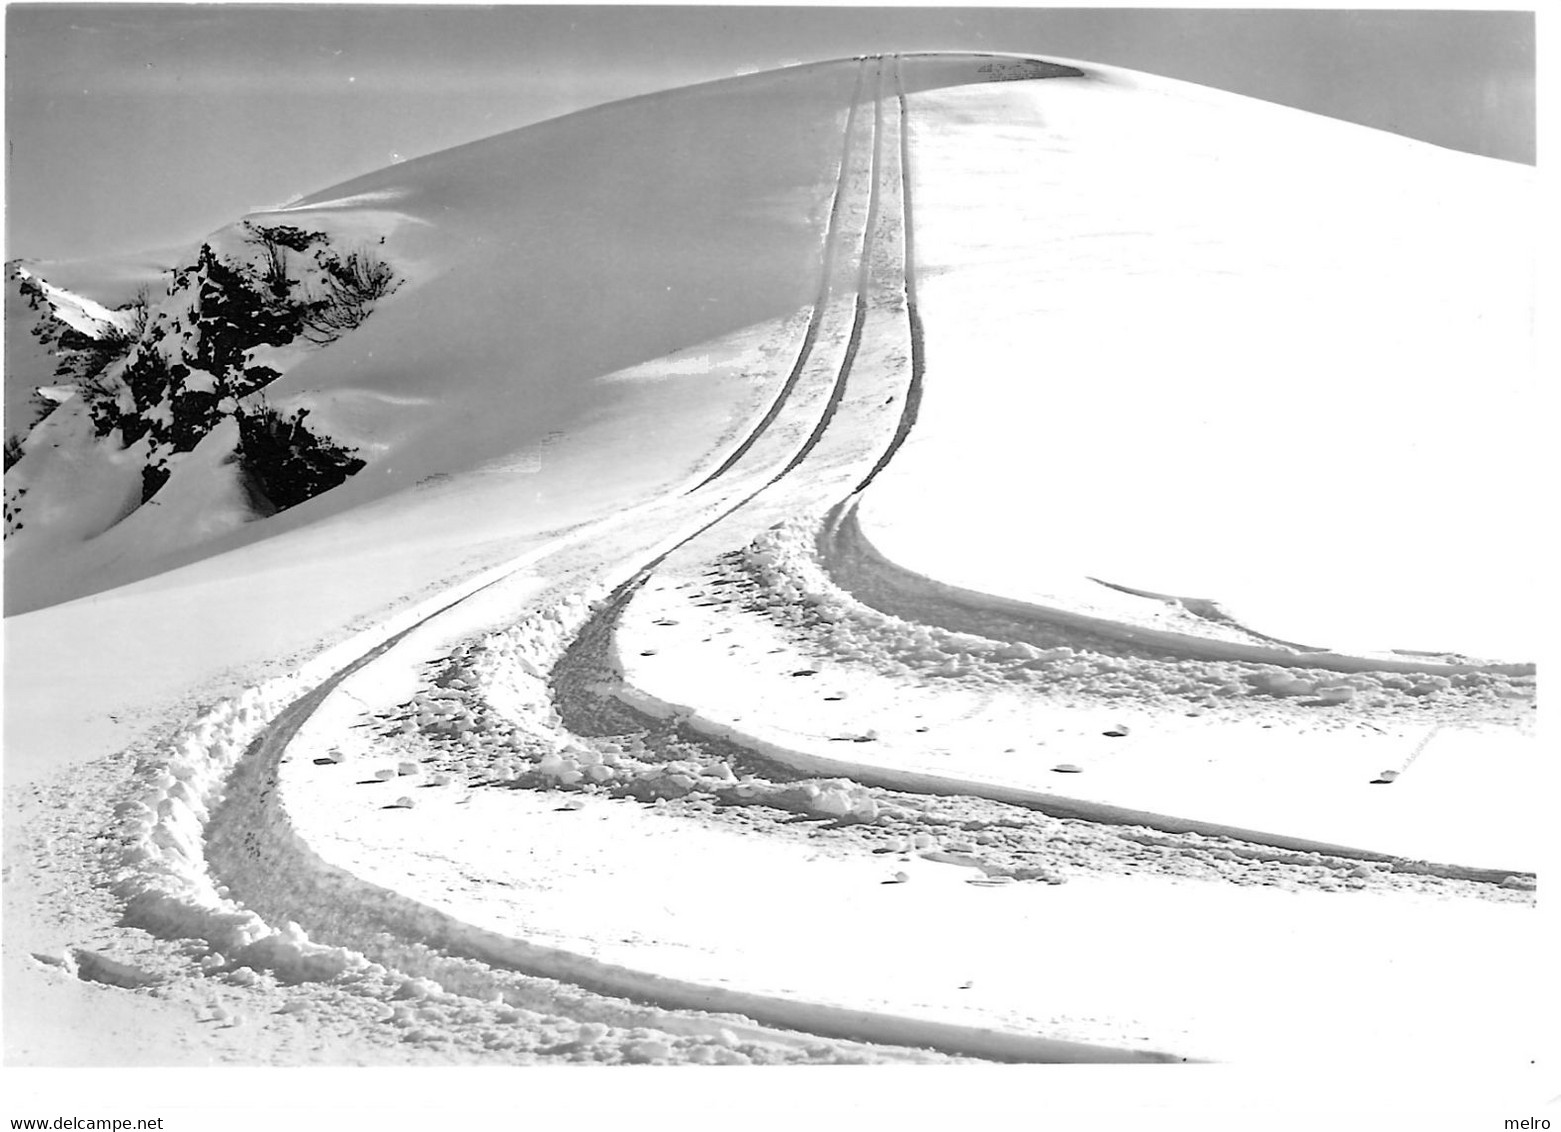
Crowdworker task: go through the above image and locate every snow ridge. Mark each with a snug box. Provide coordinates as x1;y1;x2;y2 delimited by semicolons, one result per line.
823;499;1535;678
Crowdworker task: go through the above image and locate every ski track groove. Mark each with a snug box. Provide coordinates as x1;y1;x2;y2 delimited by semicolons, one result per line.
689;60;868;493
853;56;926;496
775;57;886;482
598;53;899;596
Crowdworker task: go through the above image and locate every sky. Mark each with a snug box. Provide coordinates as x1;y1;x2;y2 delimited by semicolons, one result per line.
3;5;1537;267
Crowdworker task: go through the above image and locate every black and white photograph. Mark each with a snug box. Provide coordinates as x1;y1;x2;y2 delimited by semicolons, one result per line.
2;3;1545;1128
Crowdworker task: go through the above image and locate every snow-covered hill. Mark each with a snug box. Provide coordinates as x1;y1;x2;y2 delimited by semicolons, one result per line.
859;65;1535;660
5;57;918;613
4;262;139;449
3;53;1539;1085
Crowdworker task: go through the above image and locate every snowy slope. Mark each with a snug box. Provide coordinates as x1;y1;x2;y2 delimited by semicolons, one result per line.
4;59;868;613
7;262;134;339
3;269;64;445
3;53;1539;1081
858;65;1535;660
4;263;136;446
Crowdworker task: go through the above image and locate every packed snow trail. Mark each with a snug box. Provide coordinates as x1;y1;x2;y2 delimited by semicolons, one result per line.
852;58;926;496
104;476;970;1064
199;576;988;1061
688;63;865;491
774;58;888;482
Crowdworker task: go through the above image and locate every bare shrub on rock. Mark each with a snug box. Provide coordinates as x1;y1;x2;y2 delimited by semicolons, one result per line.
300;248;400;344
235;399;366;512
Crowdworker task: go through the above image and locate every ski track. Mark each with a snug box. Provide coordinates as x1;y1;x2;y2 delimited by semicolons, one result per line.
852;59;926;496
86;53;1533;1066
688;62;867;492
775;58;886;482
